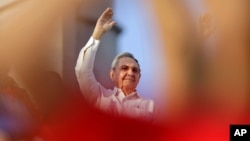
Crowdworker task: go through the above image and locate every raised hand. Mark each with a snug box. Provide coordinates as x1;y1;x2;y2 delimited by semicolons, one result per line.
92;8;116;40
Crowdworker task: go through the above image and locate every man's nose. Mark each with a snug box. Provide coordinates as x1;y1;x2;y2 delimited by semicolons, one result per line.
127;69;134;76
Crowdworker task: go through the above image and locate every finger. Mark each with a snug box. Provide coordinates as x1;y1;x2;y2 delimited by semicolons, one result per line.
100;8;110;18
107;19;112;23
106;18;114;24
105;9;113;19
107;8;113;15
100;8;113;19
110;21;116;27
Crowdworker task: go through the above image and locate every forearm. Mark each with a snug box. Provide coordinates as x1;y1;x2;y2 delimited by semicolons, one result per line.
75;37;100;76
75;37;101;102
75;8;115;102
92;30;104;40
78;7;114;73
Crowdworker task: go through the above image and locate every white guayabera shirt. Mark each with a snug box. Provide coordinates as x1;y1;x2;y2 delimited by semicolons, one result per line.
75;37;154;121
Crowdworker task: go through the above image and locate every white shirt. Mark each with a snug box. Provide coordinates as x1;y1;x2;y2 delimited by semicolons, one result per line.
75;37;154;121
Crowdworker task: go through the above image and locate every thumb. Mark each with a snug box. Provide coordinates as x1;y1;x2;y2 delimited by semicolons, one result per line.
110;21;116;27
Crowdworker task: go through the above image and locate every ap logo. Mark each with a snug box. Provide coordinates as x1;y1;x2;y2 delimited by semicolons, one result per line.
234;129;247;136
230;125;250;141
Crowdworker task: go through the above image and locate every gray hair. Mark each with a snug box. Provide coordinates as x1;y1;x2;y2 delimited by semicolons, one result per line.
111;52;140;70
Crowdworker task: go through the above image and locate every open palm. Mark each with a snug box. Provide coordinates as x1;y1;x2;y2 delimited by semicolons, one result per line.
92;8;116;40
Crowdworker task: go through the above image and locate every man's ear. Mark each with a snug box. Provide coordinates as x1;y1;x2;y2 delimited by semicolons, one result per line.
198;13;213;40
110;69;115;81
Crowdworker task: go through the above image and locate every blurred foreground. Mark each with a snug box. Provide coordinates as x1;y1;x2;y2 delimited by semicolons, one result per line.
0;0;249;140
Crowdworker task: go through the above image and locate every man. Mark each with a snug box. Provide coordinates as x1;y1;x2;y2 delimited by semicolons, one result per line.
75;8;154;121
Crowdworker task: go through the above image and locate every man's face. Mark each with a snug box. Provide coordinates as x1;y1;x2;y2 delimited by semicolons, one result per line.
110;57;141;93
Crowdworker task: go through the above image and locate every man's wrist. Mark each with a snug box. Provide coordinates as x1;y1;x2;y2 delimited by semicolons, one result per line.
92;30;103;40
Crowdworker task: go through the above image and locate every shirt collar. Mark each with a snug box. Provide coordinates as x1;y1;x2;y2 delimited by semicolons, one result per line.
113;87;140;101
